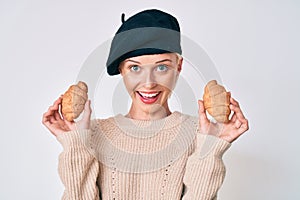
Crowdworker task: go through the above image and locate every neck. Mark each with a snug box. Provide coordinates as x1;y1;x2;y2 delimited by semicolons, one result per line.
126;103;171;120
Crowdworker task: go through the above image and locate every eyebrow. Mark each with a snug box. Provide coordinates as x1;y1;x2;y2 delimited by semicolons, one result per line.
125;59;141;64
125;59;172;64
155;59;172;64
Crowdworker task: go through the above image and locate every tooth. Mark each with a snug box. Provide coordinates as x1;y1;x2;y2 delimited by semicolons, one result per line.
139;92;159;98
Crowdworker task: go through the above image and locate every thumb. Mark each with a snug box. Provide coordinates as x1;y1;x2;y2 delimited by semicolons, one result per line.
82;99;92;122
198;100;210;130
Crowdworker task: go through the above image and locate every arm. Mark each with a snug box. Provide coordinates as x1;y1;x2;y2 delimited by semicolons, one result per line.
182;96;248;199
182;134;230;200
42;97;100;199
57;129;100;200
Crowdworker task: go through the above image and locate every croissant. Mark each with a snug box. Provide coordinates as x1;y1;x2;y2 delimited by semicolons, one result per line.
203;80;231;123
61;81;88;121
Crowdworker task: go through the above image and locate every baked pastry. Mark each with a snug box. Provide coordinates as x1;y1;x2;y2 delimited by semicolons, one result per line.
61;81;88;121
203;80;231;123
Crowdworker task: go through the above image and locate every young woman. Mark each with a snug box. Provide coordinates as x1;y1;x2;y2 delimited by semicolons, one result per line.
42;9;248;200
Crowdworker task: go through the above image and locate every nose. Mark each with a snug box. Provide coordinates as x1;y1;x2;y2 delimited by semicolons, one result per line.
143;71;157;89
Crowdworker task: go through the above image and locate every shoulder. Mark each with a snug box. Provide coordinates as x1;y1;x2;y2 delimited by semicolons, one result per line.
90;115;119;133
175;111;198;128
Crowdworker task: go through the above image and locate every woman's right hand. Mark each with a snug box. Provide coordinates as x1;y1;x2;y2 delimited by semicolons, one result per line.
42;96;92;137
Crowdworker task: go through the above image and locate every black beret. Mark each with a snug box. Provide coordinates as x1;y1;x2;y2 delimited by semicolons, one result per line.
106;9;182;76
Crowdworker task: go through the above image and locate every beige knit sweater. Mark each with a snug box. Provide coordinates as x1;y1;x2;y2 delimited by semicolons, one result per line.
57;111;231;200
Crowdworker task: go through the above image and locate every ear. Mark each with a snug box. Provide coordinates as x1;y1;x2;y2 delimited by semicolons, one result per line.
177;56;183;73
118;67;123;76
118;64;124;76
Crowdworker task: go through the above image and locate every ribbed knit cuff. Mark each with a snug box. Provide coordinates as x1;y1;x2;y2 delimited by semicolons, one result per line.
196;134;231;159
56;129;92;151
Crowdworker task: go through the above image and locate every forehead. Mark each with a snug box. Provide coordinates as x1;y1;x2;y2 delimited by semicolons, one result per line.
123;53;177;64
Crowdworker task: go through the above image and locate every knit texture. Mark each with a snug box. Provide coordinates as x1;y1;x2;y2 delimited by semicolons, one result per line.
57;111;231;200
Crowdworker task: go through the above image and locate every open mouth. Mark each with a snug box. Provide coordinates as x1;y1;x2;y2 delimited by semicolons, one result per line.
137;91;161;104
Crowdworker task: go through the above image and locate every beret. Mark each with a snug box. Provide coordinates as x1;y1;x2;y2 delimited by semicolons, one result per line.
106;9;182;76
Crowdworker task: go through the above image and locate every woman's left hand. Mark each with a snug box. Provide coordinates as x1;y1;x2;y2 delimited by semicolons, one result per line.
198;96;249;143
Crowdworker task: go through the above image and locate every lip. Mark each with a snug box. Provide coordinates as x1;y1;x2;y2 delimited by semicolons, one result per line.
136;91;161;104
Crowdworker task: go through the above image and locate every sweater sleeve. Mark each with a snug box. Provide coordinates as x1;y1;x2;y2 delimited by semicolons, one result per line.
56;129;100;200
182;133;231;200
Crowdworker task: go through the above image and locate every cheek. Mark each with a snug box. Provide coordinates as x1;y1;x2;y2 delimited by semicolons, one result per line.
158;72;179;90
122;76;139;95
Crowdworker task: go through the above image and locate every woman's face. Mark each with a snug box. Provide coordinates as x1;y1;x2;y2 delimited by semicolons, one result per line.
119;53;183;114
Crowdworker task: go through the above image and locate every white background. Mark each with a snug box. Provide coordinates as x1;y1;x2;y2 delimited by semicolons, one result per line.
1;0;299;199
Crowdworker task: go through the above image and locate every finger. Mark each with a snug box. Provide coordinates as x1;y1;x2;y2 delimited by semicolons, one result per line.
43;96;63;122
50;97;62;110
197;100;211;134
54;110;62;121
230;113;237;122
238;119;249;133
46;97;62;114
198;100;209;122
42;112;52;126
234;114;248;133
42;120;51;129
54;96;62;104
49;114;58;124
230;103;245;120
42;114;60;136
229;99;248;126
43;107;55;123
234;119;242;129
237;124;248;135
230;97;240;107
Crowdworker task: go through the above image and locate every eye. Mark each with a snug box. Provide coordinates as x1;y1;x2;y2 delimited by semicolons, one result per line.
156;64;168;72
130;65;140;72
